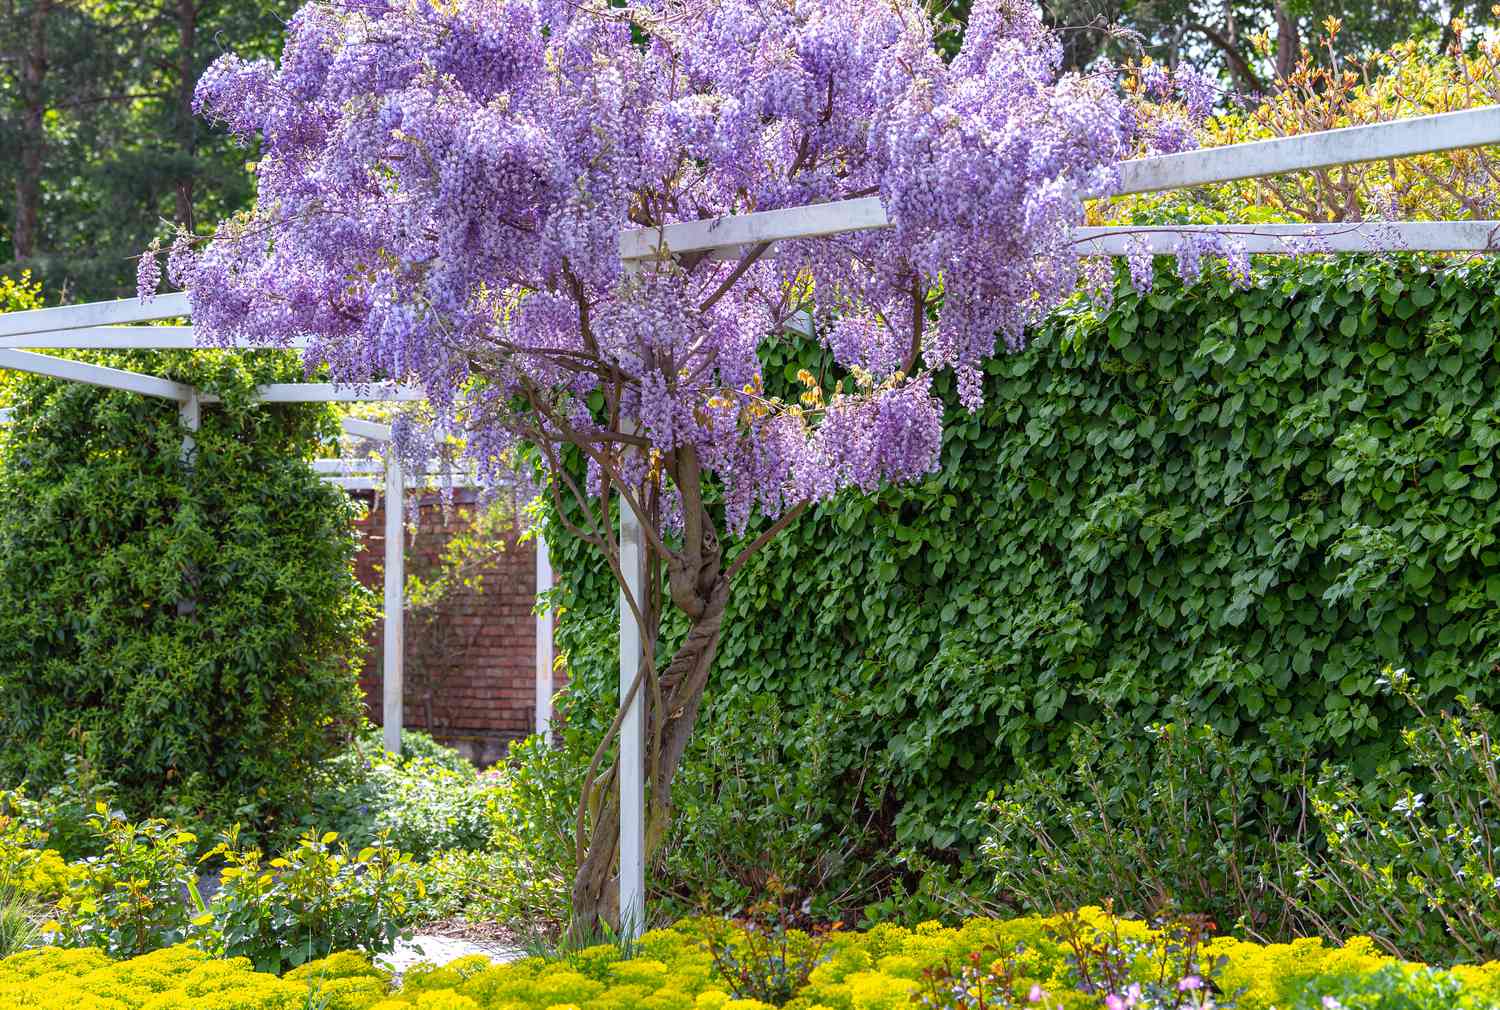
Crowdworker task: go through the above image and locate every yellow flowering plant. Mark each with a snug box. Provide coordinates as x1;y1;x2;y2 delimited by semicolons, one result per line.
6;910;1500;1010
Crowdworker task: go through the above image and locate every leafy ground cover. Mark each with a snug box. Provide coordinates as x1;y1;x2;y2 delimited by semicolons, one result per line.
7;910;1500;1010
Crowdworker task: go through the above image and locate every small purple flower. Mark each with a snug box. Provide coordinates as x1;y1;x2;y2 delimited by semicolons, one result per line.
1179;975;1203;991
1174;65;1218;121
1174;233;1205;286
1028;983;1045;1003
1139;61;1170;99
1222;238;1252;289
1148;112;1199;155
1106;995;1126;1010
1126;237;1154;294
136;240;162;303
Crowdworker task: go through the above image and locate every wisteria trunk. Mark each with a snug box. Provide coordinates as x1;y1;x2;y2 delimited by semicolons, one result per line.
568;568;730;939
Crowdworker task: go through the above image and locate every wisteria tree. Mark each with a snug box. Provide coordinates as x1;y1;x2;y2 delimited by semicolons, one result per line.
164;0;1204;932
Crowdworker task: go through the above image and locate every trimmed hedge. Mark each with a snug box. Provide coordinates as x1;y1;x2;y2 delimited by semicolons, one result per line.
548;256;1500;851
7;911;1500;1009
0;351;375;824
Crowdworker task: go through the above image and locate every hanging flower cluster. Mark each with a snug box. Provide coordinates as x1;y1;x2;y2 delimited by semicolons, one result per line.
168;0;1148;531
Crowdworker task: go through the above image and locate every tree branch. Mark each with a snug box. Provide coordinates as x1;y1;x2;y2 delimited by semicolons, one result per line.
1189;21;1268;96
725;500;810;582
902;273;925;375
697;241;772;313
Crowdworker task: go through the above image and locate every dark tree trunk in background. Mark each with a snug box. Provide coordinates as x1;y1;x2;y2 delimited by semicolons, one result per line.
14;0;51;260
173;0;198;230
1273;3;1300;82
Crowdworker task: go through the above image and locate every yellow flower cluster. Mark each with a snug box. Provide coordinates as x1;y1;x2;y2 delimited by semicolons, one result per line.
1202;934;1500;1010
0;845;76;902
5;909;1500;1010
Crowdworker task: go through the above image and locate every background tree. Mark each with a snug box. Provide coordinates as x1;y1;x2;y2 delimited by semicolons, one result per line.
0;0;293;299
1029;0;1453;89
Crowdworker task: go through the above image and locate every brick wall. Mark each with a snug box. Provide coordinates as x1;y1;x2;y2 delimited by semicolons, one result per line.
352;490;547;766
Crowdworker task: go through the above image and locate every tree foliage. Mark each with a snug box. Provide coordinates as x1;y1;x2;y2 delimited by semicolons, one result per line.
1036;0;1456;89
1204;24;1500;222
0;351;375;825
549;255;1500;858
0;0;295;298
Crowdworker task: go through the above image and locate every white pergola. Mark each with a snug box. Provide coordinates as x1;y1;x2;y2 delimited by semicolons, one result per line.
0;296;558;756
1;103;1498;937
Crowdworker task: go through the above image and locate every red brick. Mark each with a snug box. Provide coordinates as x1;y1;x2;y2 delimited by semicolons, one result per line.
351;489;551;766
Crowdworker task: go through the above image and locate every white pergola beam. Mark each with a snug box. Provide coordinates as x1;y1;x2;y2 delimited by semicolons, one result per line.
313;459;480;476
0;327;311;350
619;107;1500;260
617;495;647;939
382;455;405;755
255;383;424;403
1;326;194;349
621;196;888;260
321;474;483;490
535;536;555;742
341;417;393;442
1071;220;1500;254
0;351;420;407
0;292;192;337
0;349;197;402
1116;105;1500;195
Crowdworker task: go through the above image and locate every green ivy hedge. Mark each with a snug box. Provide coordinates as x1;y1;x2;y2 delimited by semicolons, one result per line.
0;351;375;825
547;256;1500;853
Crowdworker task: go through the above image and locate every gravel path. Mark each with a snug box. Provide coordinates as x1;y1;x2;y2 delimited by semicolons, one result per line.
376;934;524;983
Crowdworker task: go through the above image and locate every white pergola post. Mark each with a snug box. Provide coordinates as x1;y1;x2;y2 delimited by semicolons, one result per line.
618;495;647;938
178;393;199;464
177;393;201;617
382;453;405;756
535;535;555;741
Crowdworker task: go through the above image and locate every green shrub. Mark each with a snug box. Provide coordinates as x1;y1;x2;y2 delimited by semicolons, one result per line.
199;826;424;974
289;729;495;860
977;716;1307;938
449;733;582;935
45;806;201;958
548;256;1500;922
1;793;423;968
980;676;1500;966
1295;670;1500;964
2;757;121;862
0;272;43;315
658;698;892;922
0;351;376;826
1290;964;1484;1010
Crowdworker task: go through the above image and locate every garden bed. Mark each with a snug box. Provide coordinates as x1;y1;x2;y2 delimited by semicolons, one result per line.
6;910;1500;1010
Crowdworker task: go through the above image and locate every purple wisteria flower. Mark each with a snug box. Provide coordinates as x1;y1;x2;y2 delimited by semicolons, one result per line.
174;0;1146;534
136;241;162;303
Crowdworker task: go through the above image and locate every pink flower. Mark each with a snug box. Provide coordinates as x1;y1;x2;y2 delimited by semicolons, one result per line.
1106;996;1125;1010
1179;975;1203;991
1028;984;1045;1003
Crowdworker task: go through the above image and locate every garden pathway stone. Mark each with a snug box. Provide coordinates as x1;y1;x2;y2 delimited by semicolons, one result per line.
377;934;524;982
